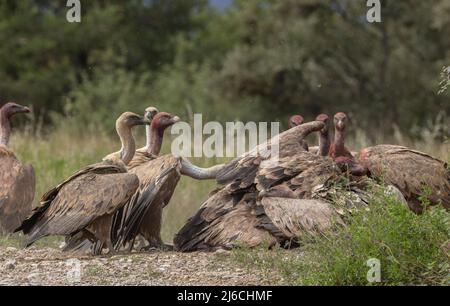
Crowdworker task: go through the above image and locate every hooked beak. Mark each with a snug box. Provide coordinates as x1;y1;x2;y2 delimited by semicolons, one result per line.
22;106;31;113
337;120;344;130
171;116;181;124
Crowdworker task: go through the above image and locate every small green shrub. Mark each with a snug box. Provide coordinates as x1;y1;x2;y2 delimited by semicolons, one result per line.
232;189;450;286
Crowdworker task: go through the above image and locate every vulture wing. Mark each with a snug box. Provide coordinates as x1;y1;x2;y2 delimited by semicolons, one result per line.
0;147;35;232
259;198;343;244
16;162;139;247
113;154;182;248
113;158;181;248
175;122;327;252
217;121;325;190
358;145;450;212
256;152;341;197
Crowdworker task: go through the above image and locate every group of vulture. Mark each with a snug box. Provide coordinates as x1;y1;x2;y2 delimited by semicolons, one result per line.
0;102;449;255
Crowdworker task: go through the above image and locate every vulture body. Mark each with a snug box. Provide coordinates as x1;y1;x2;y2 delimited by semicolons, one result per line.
115;112;221;250
0;103;34;232
174;121;356;251
117;154;183;249
16;112;148;253
358;144;450;213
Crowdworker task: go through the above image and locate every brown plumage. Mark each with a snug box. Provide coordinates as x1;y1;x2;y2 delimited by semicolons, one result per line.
116;154;183;249
358;144;450;213
114;109;223;250
113;112;183;250
15;112;148;253
259;197;343;246
0;103;34;232
174;121;353;251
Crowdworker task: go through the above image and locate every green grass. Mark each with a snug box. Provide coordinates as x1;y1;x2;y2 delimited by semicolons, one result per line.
230;189;450;285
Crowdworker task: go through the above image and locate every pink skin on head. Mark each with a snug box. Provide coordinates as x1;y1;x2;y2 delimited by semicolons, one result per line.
147;112;180;156
1;102;31;118
333;112;347;132
0;102;31;146
315;113;330;133
288;115;304;129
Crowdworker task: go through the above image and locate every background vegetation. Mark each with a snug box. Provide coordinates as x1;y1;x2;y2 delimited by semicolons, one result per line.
1;0;449;136
1;0;449;285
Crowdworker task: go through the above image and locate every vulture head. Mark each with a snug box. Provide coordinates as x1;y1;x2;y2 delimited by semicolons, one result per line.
288;115;304;129
316;113;330;134
117;112;150;129
259;184;297;200
151;112;180;132
1;102;31;119
144;106;159;122
333;112;347;132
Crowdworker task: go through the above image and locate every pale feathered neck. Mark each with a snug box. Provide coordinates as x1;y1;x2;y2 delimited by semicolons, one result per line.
116;122;136;165
0;110;11;147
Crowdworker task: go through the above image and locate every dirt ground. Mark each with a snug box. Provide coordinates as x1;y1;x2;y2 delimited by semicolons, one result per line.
0;246;279;286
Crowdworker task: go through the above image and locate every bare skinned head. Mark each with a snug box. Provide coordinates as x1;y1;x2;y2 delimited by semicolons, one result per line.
333;112;348;132
0;102;31;119
288;115;304;129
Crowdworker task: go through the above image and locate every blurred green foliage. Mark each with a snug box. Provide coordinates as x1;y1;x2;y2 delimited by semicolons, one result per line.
0;0;449;138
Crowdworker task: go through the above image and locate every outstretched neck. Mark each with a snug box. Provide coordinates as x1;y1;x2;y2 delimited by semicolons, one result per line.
147;125;164;156
318;131;330;156
334;129;346;155
0;111;11;146
117;124;136;165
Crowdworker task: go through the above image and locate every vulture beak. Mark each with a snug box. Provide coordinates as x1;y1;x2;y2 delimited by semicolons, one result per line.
171;116;181;124
22;106;31;113
337;120;344;130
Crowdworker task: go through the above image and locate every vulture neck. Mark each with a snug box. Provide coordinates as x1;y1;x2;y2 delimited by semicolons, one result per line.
117;124;136;165
147;123;164;156
318;131;330;156
180;158;224;180
333;129;346;156
143;124;152;152
0;111;11;147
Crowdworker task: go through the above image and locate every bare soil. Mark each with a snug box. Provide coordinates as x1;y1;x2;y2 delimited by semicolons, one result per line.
0;246;279;286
